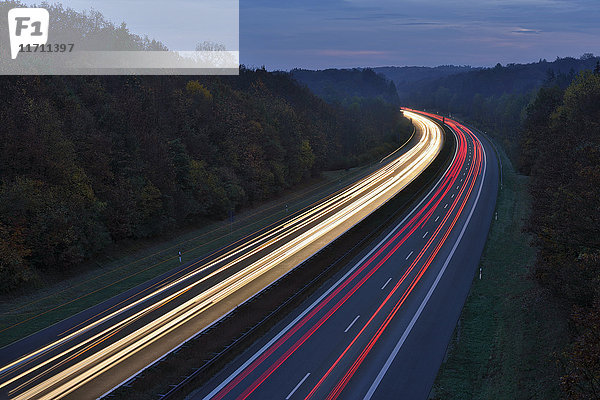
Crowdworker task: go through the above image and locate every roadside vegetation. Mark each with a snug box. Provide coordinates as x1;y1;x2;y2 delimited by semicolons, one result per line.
0;69;409;295
0;5;413;350
430;68;600;399
0;4;410;298
0;163;391;347
430;145;568;399
521;71;600;398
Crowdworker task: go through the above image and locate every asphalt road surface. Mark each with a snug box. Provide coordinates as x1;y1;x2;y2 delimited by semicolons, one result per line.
0;111;444;400
192;110;499;400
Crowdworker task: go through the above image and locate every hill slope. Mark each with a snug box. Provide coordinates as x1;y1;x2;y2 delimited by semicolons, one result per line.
290;68;400;105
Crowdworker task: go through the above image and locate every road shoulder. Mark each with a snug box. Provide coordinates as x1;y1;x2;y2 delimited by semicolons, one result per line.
429;140;569;400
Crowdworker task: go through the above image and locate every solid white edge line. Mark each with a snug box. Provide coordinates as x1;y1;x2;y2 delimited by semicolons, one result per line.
363;129;488;400
199;122;458;400
285;372;310;400
344;315;361;333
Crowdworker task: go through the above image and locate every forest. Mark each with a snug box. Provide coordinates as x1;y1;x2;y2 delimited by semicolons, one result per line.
521;70;600;399
0;2;412;293
290;68;400;105
385;55;600;162
373;65;477;99
0;69;409;293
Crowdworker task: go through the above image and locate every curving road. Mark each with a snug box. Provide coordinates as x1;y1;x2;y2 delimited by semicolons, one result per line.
192;110;499;400
0;111;443;400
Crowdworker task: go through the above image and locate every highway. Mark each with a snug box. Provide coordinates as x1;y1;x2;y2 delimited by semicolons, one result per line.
192;111;499;400
0;111;443;400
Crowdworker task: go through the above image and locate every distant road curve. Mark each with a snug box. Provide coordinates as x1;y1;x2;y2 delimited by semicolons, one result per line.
0;110;443;400
193;110;499;400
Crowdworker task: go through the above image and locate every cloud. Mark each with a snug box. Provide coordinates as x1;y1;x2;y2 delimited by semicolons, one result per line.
394;21;442;26
52;0;600;69
316;49;390;57
512;28;542;34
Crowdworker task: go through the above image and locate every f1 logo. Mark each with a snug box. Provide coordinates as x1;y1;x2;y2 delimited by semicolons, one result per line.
8;8;49;60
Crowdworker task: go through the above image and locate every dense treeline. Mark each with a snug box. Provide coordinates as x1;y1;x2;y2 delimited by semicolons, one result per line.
0;69;409;292
290;68;400;105
373;65;477;98
0;3;410;292
521;70;600;399
390;55;600;161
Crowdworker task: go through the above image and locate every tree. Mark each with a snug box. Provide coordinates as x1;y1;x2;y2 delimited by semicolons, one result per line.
562;301;600;400
0;55;411;293
521;71;600;397
0;223;35;293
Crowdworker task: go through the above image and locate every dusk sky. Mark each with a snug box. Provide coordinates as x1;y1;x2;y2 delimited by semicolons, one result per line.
48;0;600;70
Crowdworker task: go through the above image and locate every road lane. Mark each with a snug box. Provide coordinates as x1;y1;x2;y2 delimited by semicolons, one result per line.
193;111;498;400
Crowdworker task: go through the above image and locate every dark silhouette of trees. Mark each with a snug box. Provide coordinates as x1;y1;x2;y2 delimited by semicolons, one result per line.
290;68;400;105
384;56;600;163
0;70;409;292
522;71;600;399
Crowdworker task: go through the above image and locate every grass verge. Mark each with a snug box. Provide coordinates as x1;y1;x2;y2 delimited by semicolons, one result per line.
429;143;568;400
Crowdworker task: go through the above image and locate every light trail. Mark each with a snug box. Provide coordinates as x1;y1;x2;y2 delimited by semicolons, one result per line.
320;123;483;400
199;111;486;400
203;113;468;400
0;112;443;400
